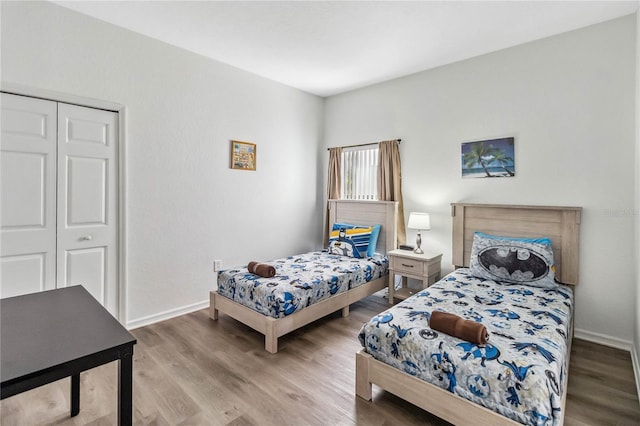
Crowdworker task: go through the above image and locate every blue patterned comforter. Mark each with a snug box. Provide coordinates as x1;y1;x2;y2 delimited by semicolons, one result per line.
217;251;388;319
358;268;573;426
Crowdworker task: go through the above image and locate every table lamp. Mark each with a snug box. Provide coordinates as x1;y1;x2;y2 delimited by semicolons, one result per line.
407;212;430;254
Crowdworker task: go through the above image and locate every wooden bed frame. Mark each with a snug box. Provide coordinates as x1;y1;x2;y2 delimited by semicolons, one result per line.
356;203;582;426
210;199;398;353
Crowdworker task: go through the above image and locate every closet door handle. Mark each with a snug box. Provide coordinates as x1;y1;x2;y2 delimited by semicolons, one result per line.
80;235;93;241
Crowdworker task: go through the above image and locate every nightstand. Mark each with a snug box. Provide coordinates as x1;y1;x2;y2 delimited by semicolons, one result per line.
387;249;443;304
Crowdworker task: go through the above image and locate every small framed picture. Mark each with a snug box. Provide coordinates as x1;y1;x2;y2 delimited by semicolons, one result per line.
461;137;515;178
230;140;256;171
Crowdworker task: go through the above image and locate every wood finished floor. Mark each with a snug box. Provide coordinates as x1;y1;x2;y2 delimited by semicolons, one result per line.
1;295;639;426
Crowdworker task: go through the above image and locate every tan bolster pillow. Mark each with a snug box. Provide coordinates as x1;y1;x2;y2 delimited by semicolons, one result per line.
429;311;489;345
247;261;276;278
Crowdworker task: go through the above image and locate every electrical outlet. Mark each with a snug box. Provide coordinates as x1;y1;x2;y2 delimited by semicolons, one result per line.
213;259;222;272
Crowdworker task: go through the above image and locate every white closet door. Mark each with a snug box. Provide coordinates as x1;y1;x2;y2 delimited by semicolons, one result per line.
1;93;57;298
57;103;118;316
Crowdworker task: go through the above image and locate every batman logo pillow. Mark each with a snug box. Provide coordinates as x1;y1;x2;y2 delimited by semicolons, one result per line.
479;246;548;280
469;232;557;288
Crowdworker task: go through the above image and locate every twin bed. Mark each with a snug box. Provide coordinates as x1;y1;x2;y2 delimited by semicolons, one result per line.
210;199;398;353
356;203;581;426
210;201;581;425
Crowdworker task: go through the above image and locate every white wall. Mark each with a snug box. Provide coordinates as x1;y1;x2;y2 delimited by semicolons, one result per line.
1;1;324;327
324;16;637;345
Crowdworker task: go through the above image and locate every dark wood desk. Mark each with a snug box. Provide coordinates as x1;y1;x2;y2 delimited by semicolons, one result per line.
1;286;136;425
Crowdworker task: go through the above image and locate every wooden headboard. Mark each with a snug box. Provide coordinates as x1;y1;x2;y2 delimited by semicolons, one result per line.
451;203;582;285
328;199;398;254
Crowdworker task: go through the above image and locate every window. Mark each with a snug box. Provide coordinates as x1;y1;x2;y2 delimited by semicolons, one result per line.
341;145;378;200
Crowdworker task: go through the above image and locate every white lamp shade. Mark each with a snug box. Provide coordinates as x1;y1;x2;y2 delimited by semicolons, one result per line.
407;212;431;231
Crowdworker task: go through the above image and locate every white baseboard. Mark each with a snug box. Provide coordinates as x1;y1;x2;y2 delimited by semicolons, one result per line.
127;299;209;330
573;328;633;352
632;344;640;401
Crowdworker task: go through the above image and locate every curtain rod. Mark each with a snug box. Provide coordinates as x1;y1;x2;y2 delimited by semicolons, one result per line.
326;138;401;151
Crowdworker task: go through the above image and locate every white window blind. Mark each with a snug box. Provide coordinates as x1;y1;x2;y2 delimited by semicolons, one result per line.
341;145;378;200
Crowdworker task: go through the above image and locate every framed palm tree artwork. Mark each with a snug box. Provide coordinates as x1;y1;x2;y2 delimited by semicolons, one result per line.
461;137;515;178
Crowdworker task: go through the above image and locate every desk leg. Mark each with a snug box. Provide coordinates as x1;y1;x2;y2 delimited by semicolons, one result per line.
70;373;80;416
118;347;134;426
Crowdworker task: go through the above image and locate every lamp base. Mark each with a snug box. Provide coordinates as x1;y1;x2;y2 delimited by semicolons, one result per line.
413;232;424;254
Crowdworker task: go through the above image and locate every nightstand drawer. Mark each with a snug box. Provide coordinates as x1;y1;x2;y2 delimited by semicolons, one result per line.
391;257;424;275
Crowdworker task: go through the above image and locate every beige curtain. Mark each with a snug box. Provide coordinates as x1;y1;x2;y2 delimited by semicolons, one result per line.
377;140;406;247
324;147;343;247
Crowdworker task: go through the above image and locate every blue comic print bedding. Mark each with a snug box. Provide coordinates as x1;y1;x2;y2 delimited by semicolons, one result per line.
358;268;573;426
217;251;388;319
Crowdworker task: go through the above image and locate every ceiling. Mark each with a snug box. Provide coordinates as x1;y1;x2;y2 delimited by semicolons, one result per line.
54;1;638;97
